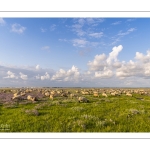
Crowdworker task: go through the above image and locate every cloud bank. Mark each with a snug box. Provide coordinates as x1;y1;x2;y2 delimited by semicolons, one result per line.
1;45;150;87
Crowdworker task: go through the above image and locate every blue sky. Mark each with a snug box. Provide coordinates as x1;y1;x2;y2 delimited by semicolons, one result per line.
0;18;150;87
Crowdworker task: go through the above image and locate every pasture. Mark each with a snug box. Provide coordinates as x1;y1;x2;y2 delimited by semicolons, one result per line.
0;87;150;132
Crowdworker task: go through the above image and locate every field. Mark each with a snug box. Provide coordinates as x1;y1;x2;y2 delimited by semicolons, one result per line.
1;87;150;132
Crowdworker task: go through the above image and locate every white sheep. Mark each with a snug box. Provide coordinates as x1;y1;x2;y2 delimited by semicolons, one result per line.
27;95;37;101
126;93;132;97
78;97;89;103
102;93;108;97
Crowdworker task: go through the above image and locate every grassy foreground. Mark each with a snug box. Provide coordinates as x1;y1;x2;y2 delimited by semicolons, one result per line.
1;92;150;132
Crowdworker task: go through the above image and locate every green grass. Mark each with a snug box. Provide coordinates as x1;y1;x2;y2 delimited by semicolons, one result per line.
1;92;150;132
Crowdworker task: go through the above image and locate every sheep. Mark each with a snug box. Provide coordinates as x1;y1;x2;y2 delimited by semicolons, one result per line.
126;93;132;97
13;93;18;97
70;93;78;99
12;95;22;100
49;94;54;100
44;92;50;97
75;90;80;94
81;91;89;95
93;91;99;97
110;92;116;96
78;97;89;103
102;93;108;97
27;95;37;101
49;93;58;100
20;92;26;96
61;93;68;98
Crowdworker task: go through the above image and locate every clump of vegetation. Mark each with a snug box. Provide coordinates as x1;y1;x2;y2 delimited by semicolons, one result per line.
25;109;39;116
95;119;116;127
70;106;85;112
3;101;18;108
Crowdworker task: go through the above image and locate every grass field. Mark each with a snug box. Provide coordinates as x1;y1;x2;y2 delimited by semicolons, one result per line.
1;88;150;132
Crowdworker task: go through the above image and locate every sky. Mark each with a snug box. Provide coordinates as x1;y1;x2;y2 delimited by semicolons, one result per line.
0;17;150;87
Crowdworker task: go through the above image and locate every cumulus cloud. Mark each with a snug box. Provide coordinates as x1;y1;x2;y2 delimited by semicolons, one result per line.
88;45;123;78
2;45;150;87
88;45;123;71
88;53;107;71
106;45;123;65
3;71;18;79
88;45;150;80
95;67;113;78
0;18;6;26
19;72;28;80
35;74;40;79
41;72;50;80
11;23;26;34
135;50;150;63
116;50;150;79
35;65;40;70
116;60;142;78
51;65;80;82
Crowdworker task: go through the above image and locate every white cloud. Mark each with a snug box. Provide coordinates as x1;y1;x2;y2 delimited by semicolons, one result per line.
126;19;136;22
118;28;136;36
35;65;40;70
88;53;107;71
88;45;123;79
89;32;103;38
2;45;150;87
111;21;121;25
51;65;80;82
95;67;113;78
106;45;123;65
0;18;6;26
72;18;104;37
19;72;28;80
88;45;123;71
72;38;88;47
11;23;26;34
135;50;150;63
41;72;50;80
72;23;85;36
3;71;18;79
115;50;150;79
86;18;104;25
111;37;121;45
78;18;85;25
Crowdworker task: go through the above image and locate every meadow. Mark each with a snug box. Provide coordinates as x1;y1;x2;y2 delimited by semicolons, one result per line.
0;87;150;132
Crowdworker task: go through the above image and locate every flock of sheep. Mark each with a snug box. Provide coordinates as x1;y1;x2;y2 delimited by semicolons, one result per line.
0;87;149;103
